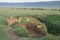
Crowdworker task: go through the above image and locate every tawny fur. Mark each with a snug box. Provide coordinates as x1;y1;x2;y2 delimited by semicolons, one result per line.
7;17;21;26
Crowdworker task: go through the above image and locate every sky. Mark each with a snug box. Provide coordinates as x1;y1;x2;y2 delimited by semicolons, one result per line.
0;0;59;3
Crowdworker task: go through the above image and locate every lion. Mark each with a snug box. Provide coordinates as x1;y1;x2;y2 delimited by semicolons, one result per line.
7;16;22;26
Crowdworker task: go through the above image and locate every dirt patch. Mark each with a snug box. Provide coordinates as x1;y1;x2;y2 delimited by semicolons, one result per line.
25;22;46;37
7;28;22;40
7;29;15;37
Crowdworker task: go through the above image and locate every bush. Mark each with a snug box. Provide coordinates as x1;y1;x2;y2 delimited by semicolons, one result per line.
58;9;60;11
44;15;60;35
14;26;29;37
51;9;57;11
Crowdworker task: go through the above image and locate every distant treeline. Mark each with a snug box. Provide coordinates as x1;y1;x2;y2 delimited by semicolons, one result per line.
11;8;60;11
51;9;60;11
11;8;45;10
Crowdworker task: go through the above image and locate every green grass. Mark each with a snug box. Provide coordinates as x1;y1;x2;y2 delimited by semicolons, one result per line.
0;25;12;40
20;17;26;24
40;34;56;40
0;8;60;17
25;34;56;40
45;15;60;35
14;25;29;37
0;8;60;40
0;17;7;26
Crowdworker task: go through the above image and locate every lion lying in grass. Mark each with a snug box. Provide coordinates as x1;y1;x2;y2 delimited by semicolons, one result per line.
7;16;21;26
7;16;30;26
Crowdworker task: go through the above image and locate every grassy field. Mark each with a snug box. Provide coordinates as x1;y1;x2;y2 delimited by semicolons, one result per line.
0;8;60;40
0;8;60;17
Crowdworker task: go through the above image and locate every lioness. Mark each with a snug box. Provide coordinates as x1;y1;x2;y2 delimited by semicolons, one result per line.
7;16;22;26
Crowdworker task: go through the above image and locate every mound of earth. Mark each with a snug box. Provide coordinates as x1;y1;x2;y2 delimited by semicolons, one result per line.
25;22;47;37
7;16;47;38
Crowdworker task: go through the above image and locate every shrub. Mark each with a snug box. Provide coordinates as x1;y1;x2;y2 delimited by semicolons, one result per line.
44;15;60;35
58;9;60;11
14;26;29;37
51;9;57;11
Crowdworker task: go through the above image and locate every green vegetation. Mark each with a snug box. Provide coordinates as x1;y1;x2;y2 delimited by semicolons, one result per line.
0;17;7;26
0;8;60;17
25;34;56;40
20;17;26;24
0;25;12;40
44;15;60;35
14;25;29;37
0;8;60;40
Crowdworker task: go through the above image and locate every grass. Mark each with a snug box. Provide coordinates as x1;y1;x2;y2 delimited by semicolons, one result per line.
0;8;60;17
25;34;56;40
45;15;60;35
14;25;29;37
0;25;12;40
0;8;60;40
0;17;7;26
20;17;26;24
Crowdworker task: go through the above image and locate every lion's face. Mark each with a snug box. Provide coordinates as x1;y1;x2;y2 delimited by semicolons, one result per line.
7;17;20;26
7;17;13;25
